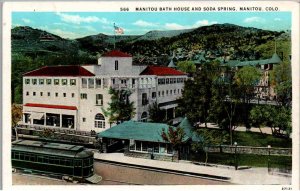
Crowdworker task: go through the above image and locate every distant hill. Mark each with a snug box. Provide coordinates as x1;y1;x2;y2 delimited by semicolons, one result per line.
134;29;193;41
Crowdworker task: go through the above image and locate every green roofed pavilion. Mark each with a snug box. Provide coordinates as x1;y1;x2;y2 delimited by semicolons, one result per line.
98;119;201;143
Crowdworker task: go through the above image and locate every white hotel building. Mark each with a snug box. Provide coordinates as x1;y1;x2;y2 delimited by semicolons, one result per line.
22;50;187;133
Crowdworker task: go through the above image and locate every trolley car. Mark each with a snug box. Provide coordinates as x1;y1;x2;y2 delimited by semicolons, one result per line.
11;140;101;183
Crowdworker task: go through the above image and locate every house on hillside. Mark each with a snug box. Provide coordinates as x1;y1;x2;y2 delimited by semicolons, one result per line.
97;117;201;161
21;50;188;133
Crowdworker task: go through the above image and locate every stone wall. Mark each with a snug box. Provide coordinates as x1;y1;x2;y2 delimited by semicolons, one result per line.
206;145;292;156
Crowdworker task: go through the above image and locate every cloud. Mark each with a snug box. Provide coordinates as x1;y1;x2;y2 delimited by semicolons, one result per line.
193;20;218;27
243;17;265;23
165;23;187;30
133;20;158;27
22;18;31;24
48;28;82;39
56;12;110;25
274;18;282;21
165;20;218;30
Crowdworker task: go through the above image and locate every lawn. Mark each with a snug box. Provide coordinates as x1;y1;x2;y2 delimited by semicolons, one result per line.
232;131;292;148
191;152;292;169
201;128;292;148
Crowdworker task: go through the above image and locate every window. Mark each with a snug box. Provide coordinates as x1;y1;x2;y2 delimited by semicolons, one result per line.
115;60;119;70
112;79;115;84
33;92;36;96
72;93;75;98
83;118;86;122
96;79;101;88
152;92;156;99
162;91;164;97
55;92;58;97
142;93;148;105
95;113;105;128
170;90;172;95
26;91;29;96
40;92;43;96
46;79;52;85
81;93;87;99
62;79;67;85
82;78;87;88
63;93;66;97
166;78;169;84
25;79;30;85
178;89;180;94
88;78;94;88
136;141;142;151
70;79;76;86
158;91;160;97
54;79;59;85
32;79;37;85
96;94;103;106
48;92;50;97
166;90;169;96
153;143;159;153
39;79;44;85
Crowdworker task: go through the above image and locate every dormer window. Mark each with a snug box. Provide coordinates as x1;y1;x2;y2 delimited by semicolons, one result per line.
115;60;119;70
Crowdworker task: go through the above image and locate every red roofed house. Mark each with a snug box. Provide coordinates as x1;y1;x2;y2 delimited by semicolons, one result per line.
22;50;187;133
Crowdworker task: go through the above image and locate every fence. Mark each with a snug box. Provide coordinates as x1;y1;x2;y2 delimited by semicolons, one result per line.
206;145;292;156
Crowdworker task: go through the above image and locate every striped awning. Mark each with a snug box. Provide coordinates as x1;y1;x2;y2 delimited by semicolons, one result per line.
29;112;44;120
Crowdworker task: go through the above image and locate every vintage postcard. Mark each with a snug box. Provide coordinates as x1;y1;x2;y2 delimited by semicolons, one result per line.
1;1;299;190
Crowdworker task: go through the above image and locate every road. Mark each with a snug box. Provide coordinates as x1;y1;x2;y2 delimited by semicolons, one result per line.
13;160;231;185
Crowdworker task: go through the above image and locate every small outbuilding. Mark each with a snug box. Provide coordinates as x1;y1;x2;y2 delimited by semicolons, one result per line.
97;118;201;161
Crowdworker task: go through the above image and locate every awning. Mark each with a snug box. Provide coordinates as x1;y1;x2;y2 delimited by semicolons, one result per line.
29;112;44;120
85;174;102;184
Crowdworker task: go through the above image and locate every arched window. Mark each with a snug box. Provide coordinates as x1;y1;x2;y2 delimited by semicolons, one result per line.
141;112;148;122
95;113;105;128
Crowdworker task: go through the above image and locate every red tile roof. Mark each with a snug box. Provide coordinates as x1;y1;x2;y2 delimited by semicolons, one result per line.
140;66;186;76
23;65;95;77
102;50;132;57
24;103;77;110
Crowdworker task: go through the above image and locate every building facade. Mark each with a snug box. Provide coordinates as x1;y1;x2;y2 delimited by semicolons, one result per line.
22;50;188;133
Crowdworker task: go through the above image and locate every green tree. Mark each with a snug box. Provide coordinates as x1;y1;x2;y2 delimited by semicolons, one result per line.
161;126;186;160
210;66;239;145
234;66;261;128
176;61;196;74
270;62;292;107
102;88;136;124
148;102;166;123
178;61;221;127
250;105;274;134
250;105;291;137
192;128;228;165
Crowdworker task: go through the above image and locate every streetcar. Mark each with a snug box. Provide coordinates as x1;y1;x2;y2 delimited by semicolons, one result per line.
11;140;101;184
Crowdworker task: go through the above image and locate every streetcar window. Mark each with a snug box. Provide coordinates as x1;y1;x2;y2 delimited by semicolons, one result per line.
60;159;66;166
90;158;93;165
20;154;25;160
83;159;90;167
74;160;82;167
37;156;43;163
65;160;72;166
43;157;49;164
30;156;35;162
14;153;20;160
24;155;30;161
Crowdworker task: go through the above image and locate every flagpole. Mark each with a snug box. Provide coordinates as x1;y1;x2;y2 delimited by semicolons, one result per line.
113;23;116;49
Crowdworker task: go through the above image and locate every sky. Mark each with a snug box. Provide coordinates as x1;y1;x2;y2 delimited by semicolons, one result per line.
12;12;291;39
